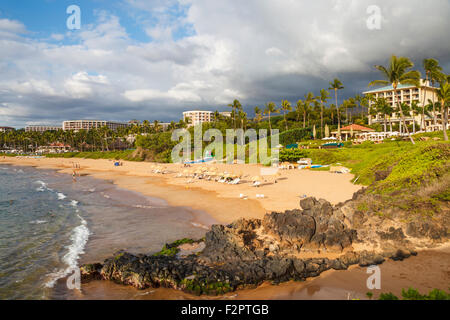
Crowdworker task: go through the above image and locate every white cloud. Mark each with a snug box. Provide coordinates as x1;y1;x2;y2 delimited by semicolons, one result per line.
10;80;56;96
124;82;202;102
0;0;449;128
50;33;65;41
265;47;284;57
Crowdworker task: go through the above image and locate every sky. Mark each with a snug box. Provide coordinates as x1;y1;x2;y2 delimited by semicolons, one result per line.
0;0;449;128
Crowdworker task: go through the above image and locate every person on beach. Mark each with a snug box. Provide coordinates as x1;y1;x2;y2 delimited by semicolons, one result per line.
72;170;77;182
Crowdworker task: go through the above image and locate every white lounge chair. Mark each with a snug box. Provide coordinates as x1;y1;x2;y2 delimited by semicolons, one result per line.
252;181;261;187
229;178;241;185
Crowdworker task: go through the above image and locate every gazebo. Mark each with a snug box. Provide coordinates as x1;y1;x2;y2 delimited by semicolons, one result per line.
331;124;374;141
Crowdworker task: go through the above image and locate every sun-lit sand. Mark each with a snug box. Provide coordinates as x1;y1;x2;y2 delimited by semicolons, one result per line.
0;157;361;223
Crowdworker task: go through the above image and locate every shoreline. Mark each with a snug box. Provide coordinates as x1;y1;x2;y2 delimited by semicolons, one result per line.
0;157;362;224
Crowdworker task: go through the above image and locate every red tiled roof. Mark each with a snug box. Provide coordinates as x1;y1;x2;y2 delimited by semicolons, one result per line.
340;124;374;132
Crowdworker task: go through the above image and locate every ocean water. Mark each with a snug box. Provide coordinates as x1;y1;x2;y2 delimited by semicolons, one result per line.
0;165;212;300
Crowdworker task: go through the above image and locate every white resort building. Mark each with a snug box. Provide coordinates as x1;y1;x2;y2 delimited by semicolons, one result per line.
363;79;448;132
0;127;15;133
25;125;62;132
62;120;128;132
182;111;213;127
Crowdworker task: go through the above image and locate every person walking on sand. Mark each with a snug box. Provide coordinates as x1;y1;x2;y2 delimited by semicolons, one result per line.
72;170;77;182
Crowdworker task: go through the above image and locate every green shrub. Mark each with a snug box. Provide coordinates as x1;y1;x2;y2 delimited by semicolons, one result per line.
378;288;449;300
378;292;399;300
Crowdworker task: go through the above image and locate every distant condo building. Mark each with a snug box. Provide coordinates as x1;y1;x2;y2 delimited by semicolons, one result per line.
25;125;62;132
62;120;128;132
128;120;141;126
183;111;213;127
0;126;15;133
363;79;448;132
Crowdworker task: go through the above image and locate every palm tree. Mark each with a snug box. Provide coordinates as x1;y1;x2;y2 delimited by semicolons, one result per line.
318;89;330;138
228;99;242;129
142;120;151;134
329;78;344;131
410;100;421;134
369;55;421;144
436;80;450;141
423;59;443;126
254;106;262;122
303;92;315;128
153;120;161;133
177;119;187;129
264;102;278;132
344;97;356;124
295;99;304;122
375;98;393;132
329;104;336;125
168;121;176;131
238;110;247;129
253;107;263;127
280;100;292;130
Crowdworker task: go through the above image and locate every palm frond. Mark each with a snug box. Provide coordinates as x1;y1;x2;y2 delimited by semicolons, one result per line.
368;80;389;87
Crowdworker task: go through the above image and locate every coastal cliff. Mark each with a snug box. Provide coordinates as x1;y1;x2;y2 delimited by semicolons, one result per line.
80;195;448;296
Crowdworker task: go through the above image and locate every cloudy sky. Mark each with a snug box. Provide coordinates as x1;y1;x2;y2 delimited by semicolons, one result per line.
0;0;449;128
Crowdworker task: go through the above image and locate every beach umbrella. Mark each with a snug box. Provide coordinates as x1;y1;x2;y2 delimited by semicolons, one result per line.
350;125;354;138
325;124;330;138
313;125;316;139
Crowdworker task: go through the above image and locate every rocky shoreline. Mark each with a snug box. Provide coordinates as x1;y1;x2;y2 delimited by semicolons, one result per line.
80;196;448;296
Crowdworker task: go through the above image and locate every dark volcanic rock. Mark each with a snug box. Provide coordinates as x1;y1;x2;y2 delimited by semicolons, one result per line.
262;210;316;246
377;227;406;241
80;197;422;295
406;221;447;240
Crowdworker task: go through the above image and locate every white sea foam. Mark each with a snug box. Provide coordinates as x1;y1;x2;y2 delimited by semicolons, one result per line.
44;215;90;289
57;193;67;200
133;204;154;209
35;180;53;192
191;222;209;230
70;200;79;207
30;220;47;224
35;180;47;187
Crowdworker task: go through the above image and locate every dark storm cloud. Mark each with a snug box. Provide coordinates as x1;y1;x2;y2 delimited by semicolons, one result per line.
0;0;449;127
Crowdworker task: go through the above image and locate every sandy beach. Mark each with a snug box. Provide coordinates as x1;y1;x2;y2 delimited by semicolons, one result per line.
2;156;449;300
0;157;362;223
